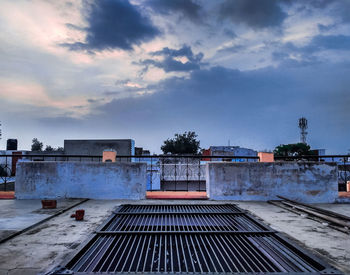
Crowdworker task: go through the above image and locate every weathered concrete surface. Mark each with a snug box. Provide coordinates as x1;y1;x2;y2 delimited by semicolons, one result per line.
15;162;146;199
0;200;119;275
206;162;338;203
0;199;84;243
0;200;348;275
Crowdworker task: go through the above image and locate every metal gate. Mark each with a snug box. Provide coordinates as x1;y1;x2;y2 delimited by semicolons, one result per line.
50;204;341;274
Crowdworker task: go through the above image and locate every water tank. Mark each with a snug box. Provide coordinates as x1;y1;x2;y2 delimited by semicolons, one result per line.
6;139;18;150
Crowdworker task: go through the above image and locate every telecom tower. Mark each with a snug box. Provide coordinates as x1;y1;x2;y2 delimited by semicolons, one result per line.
298;117;308;144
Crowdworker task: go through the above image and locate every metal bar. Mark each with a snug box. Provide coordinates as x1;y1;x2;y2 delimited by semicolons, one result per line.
96;231;275;235
112;211;246;215
277;196;350;221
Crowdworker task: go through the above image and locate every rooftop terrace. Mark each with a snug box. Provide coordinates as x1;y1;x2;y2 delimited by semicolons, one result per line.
0;154;349;274
0;199;349;274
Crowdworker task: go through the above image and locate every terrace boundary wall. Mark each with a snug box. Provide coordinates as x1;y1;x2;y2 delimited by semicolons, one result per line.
15;161;146;199
15;161;338;202
206;162;338;203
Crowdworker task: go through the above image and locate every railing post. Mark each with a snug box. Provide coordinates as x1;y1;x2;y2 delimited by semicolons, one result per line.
174;156;177;191
198;157;201;191
4;156;8;191
150;156;153;191
344;157;348;192
161;157;165;191
186;157;189;192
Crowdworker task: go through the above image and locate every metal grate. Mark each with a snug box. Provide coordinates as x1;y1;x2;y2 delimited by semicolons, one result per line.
53;204;341;274
117;204;242;213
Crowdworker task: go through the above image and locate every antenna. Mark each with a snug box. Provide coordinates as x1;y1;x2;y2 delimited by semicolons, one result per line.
298;117;308;144
0;121;2;141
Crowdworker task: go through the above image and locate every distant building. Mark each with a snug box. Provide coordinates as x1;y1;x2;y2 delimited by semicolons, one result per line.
311;149;326;156
134;147;151;163
64;139;135;156
135;147;150;156
206;146;258;162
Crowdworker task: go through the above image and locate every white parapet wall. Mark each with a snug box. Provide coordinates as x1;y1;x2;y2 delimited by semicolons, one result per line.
15;161;147;199
206;162;339;203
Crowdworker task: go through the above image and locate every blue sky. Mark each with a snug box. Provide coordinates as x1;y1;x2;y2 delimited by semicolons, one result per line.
0;0;349;154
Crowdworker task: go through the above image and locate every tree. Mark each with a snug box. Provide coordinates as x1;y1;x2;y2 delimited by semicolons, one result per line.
161;131;200;155
44;145;54;152
31;138;43;151
274;143;312;158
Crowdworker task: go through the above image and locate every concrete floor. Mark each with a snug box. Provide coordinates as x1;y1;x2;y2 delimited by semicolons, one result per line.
0;200;348;275
0;199;84;243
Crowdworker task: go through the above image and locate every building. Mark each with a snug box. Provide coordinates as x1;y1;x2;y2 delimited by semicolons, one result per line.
64;139;135;156
207;145;258;162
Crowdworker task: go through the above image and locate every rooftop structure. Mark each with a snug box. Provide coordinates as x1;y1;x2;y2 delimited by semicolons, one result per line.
64;139;135;156
0;151;350;274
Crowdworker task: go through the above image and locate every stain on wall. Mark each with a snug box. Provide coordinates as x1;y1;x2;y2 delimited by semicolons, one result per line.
206;162;338;203
15;162;146;199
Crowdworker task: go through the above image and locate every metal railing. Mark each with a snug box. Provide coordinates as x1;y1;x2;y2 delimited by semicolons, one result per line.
275;155;350;191
116;155;259;192
0;154;259;192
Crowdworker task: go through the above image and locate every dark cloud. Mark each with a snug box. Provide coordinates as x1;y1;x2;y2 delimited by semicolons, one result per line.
317;23;334;32
223;28;237;38
337;1;350;23
272;35;350;67
219;0;287;29
271;42;320;68
151;45;203;63
62;0;160;51
139;58;200;72
310;35;350;51
146;0;202;22
87;98;100;103
82;62;350;153
284;0;350;23
137;45;204;73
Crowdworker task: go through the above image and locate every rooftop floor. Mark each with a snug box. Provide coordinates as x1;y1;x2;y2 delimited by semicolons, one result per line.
0;199;349;275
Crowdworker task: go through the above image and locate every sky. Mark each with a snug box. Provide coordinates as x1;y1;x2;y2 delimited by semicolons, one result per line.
0;0;349;154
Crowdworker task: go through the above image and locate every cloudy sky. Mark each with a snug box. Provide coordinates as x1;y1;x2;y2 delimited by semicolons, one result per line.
0;0;349;154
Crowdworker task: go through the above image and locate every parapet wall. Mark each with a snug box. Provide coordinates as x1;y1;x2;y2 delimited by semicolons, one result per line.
15;161;146;199
206;162;338;203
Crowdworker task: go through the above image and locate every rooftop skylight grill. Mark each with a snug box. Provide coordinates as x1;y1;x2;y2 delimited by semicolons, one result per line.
53;204;341;274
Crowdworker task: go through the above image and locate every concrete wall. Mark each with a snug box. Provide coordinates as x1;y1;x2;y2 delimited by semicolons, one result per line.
206;162;338;203
210;146;258;162
15;161;146;199
64;139;134;156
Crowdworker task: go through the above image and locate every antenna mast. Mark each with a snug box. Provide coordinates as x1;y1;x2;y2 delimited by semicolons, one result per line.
298;117;308;144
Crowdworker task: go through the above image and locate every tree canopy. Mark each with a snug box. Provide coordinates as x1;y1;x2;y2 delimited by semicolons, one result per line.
273;143;312;158
31;138;43;151
161;131;200;155
31;138;63;152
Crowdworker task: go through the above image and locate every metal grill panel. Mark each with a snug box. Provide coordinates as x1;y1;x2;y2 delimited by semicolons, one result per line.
102;214;267;232
117;204;242;213
60;204;341;274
